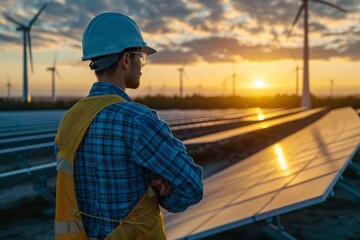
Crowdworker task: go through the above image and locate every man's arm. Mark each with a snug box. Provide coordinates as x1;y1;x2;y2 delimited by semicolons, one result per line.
132;112;203;212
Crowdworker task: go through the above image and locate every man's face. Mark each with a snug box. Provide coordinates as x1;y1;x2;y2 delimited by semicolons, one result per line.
125;51;145;89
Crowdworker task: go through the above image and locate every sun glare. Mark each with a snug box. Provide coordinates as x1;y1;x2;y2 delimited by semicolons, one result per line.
255;79;264;88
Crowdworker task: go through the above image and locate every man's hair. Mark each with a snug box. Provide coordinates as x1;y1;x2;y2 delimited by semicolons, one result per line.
92;47;138;78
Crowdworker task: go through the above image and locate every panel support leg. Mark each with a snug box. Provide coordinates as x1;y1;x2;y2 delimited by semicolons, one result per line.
33;175;55;204
349;161;360;176
16;154;29;168
336;179;360;202
263;216;297;240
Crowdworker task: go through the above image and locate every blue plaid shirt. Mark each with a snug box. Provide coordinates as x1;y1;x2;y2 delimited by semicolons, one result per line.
55;82;203;239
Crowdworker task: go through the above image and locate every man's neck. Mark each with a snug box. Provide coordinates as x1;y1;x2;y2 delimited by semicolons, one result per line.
99;74;126;91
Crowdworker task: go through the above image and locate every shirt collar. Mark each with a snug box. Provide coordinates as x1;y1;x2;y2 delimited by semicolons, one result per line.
88;82;133;102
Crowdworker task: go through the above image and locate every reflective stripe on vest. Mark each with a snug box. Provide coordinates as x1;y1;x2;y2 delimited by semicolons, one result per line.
56;156;72;175
54;220;84;235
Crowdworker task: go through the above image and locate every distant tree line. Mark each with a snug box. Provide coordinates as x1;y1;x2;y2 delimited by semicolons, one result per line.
0;94;359;110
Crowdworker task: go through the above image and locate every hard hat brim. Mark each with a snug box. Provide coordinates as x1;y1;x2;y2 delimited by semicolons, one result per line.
143;46;157;55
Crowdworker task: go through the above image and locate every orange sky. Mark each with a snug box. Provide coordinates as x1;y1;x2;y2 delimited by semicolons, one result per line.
0;0;359;99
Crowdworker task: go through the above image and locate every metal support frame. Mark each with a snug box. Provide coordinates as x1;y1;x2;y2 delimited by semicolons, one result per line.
263;216;297;240
336;178;360;202
16;154;29;168
349;161;360;176
33;175;55;204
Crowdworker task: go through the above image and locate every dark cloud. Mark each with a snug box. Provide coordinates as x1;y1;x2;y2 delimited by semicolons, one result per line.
195;0;225;22
150;50;199;65
0;32;19;43
143;18;174;34
0;0;358;63
151;36;360;64
309;22;328;32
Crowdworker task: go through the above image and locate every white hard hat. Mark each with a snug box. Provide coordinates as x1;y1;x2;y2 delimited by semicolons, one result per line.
82;12;156;61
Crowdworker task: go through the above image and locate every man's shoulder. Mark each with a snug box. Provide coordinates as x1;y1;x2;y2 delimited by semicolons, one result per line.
104;101;158;121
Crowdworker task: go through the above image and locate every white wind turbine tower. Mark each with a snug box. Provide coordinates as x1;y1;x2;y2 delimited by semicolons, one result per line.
329;78;335;98
289;49;300;96
177;56;188;97
147;80;152;96
287;0;347;109
47;53;62;102
161;81;166;96
223;62;243;97
4;3;47;103
198;79;203;96
6;75;13;99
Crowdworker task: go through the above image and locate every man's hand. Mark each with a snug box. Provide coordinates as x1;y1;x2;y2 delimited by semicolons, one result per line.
151;176;172;197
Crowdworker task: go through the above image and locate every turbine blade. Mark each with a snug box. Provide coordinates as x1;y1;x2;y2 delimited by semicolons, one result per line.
281;69;296;81
4;13;26;28
29;3;47;27
55;69;63;80
287;3;305;39
289;49;299;67
183;69;188;80
53;52;57;67
223;75;232;84
27;32;34;73
182;54;189;68
310;0;348;13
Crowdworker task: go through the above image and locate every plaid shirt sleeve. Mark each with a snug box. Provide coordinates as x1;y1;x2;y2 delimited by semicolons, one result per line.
132;111;203;213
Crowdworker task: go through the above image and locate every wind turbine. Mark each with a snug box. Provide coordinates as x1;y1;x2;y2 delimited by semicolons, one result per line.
198;79;203;96
177;55;188;97
47;52;62;102
289;49;300;96
287;0;347;109
6;75;13;99
161;81;166;96
4;3;47;103
223;62;243;97
147;80;152;96
328;78;334;98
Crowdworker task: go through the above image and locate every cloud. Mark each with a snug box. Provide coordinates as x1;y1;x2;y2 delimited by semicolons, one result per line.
0;0;358;64
0;32;19;43
151;35;360;64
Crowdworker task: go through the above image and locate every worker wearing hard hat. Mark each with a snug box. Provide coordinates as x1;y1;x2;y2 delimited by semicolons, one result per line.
54;12;203;240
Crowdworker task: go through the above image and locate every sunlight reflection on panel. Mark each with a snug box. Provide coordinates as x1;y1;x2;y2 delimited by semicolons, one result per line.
274;144;288;171
256;108;265;121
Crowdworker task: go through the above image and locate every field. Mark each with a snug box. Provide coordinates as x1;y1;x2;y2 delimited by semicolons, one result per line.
0;109;359;239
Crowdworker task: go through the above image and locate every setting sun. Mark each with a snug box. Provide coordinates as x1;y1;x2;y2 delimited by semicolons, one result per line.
255;79;265;88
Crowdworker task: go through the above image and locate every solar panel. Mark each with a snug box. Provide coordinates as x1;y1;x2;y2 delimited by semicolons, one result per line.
0;162;56;186
164;107;360;239
0;142;53;155
0;133;55;145
240;107;304;121
183;107;326;146
0;108;326;187
171;108;293;131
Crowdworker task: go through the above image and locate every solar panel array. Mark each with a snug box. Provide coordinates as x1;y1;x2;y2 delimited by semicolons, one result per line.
0;107;327;188
183;107;326;146
164;107;360;239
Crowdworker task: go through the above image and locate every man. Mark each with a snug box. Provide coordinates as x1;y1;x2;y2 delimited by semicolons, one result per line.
54;12;203;240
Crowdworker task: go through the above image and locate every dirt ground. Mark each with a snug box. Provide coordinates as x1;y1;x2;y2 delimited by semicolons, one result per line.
1;111;360;240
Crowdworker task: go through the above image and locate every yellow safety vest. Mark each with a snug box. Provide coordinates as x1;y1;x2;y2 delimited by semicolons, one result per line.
54;94;167;240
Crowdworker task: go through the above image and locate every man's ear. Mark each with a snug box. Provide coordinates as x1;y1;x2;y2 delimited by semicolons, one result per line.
120;52;130;69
